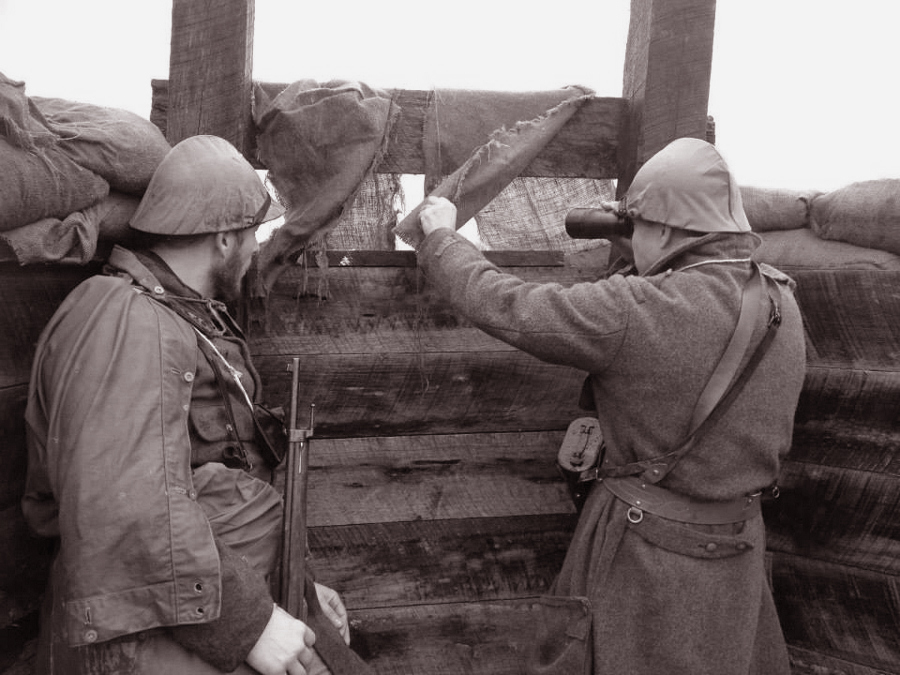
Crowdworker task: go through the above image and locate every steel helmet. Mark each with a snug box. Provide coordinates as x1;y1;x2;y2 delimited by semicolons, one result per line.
620;137;750;233
130;135;285;235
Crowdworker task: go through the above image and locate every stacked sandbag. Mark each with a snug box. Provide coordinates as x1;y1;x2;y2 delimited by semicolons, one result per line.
740;186;820;232
0;191;142;265
0;72;170;265
809;179;900;256
742;184;900;270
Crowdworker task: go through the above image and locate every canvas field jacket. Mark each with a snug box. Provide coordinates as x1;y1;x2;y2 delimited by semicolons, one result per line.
22;246;277;653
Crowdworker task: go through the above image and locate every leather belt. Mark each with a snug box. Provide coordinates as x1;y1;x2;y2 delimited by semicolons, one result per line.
601;475;762;525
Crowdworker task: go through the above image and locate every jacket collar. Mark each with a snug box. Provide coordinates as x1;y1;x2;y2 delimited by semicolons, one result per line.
641;232;761;278
105;245;240;338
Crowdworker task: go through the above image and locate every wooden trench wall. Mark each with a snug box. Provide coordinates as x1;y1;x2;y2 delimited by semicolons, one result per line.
2;0;899;673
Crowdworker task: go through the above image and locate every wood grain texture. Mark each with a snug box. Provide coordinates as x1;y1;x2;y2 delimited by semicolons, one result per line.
765;460;900;574
307;514;577;608
303;432;575;527
771;552;900;673
346;599;543;675
256;351;585;438
619;0;717;192
166;0;255;151
0;263;96;388
151;80;624;178
791;269;900;370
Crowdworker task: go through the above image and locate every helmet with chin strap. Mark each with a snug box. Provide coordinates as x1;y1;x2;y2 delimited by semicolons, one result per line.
618;137;751;234
130;135;285;236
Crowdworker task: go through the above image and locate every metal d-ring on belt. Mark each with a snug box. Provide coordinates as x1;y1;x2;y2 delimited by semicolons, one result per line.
592;262;782;526
601;475;762;525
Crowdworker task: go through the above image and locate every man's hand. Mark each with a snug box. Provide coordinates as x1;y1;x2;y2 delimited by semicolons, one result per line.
315;582;350;644
246;604;316;675
419;196;457;237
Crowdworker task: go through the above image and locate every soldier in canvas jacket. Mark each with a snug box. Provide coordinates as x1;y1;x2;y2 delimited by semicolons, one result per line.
23;135;349;675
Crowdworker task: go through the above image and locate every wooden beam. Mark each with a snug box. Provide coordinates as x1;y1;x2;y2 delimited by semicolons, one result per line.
151;80;625;178
308;514;577;608
166;0;255;153
618;0;717;194
302;433;575;527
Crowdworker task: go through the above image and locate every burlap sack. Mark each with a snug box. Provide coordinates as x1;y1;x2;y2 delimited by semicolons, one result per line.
0;136;109;232
739;186;821;232
810;179;900;255
752;228;900;271
32;96;171;195
476;176;615;252
1;74;110;232
253;80;399;291
0;191;141;265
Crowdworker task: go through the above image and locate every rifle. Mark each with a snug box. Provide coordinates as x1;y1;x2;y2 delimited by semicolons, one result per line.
280;359;375;674
281;357;314;619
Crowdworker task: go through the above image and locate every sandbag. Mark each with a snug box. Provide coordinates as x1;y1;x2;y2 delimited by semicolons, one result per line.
0;208;99;265
752;228;900;271
0;136;109;232
0;191;141;265
810;179;900;255
740;186;821;232
32;96;171;195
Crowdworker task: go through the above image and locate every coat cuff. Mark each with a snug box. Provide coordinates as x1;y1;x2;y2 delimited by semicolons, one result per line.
170;538;273;672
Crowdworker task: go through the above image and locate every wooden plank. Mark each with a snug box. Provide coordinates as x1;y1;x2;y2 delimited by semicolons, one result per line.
308;514;576;609
347;599;541;675
796;368;900;432
150;80;625;178
789;417;900;474
303;432;574;527
791;270;900;370
247;252;601;356
166;0;255;152
788;645;893;675
764;461;900;575
0;263;95;388
256;352;586;438
771;552;900;673
618;0;717;193
0;386;27;511
0;504;54;629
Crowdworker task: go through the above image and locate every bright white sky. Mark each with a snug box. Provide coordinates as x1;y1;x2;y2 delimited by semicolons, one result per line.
1;0;898;192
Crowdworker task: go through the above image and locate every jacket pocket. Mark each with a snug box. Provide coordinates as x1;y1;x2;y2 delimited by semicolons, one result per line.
524;595;593;675
627;511;755;559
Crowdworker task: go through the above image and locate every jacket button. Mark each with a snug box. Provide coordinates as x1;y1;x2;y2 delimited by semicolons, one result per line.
84;629;98;643
194;582;204;594
705;542;718;552
188;490;197;500
183;372;195;383
153;286;164;295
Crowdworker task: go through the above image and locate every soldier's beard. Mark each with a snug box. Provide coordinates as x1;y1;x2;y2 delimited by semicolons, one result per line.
210;247;245;303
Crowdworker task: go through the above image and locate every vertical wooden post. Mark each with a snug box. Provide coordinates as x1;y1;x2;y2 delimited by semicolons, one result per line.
167;0;255;155
618;0;717;195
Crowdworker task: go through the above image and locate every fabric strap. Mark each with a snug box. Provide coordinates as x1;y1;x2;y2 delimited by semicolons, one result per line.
590;263;782;485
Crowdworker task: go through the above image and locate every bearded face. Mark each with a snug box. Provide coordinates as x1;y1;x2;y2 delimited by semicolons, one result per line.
210;246;246;302
210;228;259;302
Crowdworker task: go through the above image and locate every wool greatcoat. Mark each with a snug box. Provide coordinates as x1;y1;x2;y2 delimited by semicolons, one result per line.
416;228;806;674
